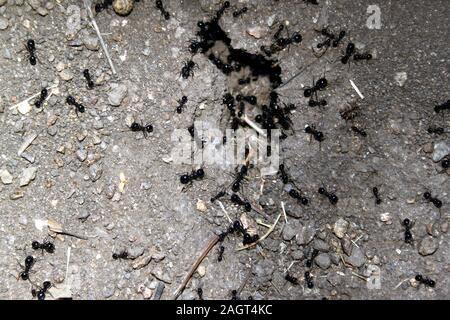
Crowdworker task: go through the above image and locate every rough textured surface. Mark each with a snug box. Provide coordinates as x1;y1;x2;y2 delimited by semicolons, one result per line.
0;0;448;300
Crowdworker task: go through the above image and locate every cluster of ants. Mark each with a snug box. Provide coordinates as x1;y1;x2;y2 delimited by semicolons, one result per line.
18;239;55;300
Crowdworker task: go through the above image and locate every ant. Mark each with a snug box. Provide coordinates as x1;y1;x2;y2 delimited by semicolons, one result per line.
285;273;299;285
236;94;257;105
441;157;449;170
20;255;35;280
351;125;367;137
112;250;129;260
66;95;85;115
218;245;225;262
83;69;94;89
434;100;450;113
332;31;346;47
415;274;436;288
31;281;51;300
372;187;382;205
180;60;197;79
197;287;203;300
231;194;252;212
180;168;205;184
427;126;445;135
155;0;170;20
231;289;240;300
288;188;309;206
34;89;48;108
25;39;37;65
313;29;345;57
304;271;314;289
188;39;204;55
341;42;355;64
176;96;188;113
308;97;327;108
238;77;251;85
354;53;372;61
211;190;226;203
233;7;248;18
305;125;324;142
306;249;319;268
214;1;230;21
402;218;413;244
231;165;248;192
95;0;112;13
423;191;442;208
318;187;338;205
278;164;289;183
304;77;327;98
130;121;154;138
32;240;55;254
223;93;236;116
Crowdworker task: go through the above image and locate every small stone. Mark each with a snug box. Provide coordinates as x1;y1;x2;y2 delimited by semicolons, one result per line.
197;265;206;277
19;167;37;187
394;72;407;87
140;181;151;190
333;218;349;239
83;34;99;51
10;189;24;200
89;164;103;182
341;236;353;256
432;140;450;162
0;17;8;30
19;216;28;225
108;84;128;106
0;168;13;184
345;247;365;268
422;142;434;153
21;152;35;163
56;62;65;72
60;69;74;81
380;212;392;224
282;223;297;241
418;236;439;256
196;199;207;212
440;222;448;233
296;221;316;245
0;0;7;6
132;255;152;270
113;0;134;16
76;149;87;162
127;246;144;259
103;285;115;298
315;253;331;269
313;239;330;252
247;26;265;39
36;7;49;16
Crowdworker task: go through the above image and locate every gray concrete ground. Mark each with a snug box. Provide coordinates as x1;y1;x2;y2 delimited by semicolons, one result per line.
0;0;449;300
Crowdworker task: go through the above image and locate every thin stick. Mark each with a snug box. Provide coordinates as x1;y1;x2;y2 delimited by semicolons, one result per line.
83;0;117;75
172;234;219;299
281;201;288;224
217;200;232;224
237;267;252;295
9;84;58;110
243;115;266;137
237;213;282;251
350;79;364;99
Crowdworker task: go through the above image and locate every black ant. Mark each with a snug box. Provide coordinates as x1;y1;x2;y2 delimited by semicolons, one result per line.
197;287;203;300
231;165;248;192
351;125;367;137
26;39;37;65
288;188;309;206
176;96;188;113
32;240;55;254
278;164;289;184
242;232;259;245
332;31;346;47
372;187;382;205
427;126;445;135
217;245;225;262
236;94;257;105
231;194;252;212
273;24;285;40
434;100;450;113
341;42;355;64
83;69;94;89
180;60;196;79
180;168;205;184
318;187;338;205
223;93;236;116
231;289;240;300
238;77;251;85
354;53;373;61
211;190;226;203
233;6;248;17
34;89;48;108
95;0;112;13
31;281;52;300
304;77;327;98
306;249;319;268
112;250;129;260
304;271;314;289
308;97;327;108
402;218;413;244
66;95;85;115
20;255;35;280
415;274;436;288
423;191;442;208
441;157;449;170
285;273;299;285
130;121;153;138
188;39;204;55
214;1;230;21
305;125;324;142
155;0;170;20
